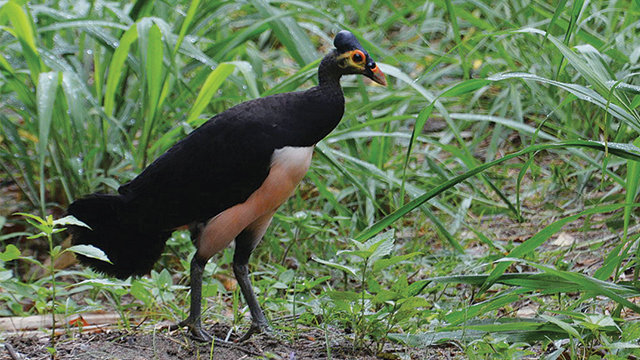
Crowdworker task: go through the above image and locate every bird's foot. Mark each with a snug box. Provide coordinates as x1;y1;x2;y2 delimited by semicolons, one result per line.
237;321;280;342
174;317;213;342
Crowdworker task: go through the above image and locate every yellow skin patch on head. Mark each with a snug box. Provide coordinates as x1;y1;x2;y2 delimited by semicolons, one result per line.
337;49;367;71
337;49;386;86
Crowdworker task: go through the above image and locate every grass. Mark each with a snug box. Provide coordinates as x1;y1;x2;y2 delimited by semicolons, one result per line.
1;0;640;358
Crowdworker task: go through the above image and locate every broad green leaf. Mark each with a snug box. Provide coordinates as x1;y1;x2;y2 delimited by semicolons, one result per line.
373;289;400;304
14;212;46;225
0;244;21;261
539;314;581;338
325;290;364;302
311;255;358;277
369;235;394;263
131;280;153;306
67;245;112;263
398;296;430;312
130;0;156;20
373;252;421;272
578;314;619;331
53;215;91;229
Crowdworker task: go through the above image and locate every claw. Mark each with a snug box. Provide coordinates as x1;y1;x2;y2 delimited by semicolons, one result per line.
175;317;213;342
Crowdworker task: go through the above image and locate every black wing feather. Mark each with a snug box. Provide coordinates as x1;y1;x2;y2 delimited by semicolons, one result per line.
118;96;285;231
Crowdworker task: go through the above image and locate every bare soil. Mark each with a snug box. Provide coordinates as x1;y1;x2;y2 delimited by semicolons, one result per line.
2;323;449;360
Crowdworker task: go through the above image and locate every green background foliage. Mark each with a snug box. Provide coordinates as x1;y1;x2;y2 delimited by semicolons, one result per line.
1;0;640;357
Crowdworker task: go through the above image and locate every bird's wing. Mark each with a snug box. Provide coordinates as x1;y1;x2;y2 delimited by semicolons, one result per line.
118;103;278;231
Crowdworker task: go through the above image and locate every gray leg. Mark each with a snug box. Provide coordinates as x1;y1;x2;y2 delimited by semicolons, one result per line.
178;254;212;341
176;223;214;341
234;229;272;341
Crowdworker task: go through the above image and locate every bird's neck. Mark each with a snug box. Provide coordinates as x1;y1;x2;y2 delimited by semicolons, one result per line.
314;50;344;114
317;50;344;95
276;51;345;148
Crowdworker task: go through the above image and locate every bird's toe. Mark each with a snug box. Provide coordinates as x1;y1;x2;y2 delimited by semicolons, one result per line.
175;317;214;342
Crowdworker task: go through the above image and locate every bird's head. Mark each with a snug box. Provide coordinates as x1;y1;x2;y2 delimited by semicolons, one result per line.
333;30;386;86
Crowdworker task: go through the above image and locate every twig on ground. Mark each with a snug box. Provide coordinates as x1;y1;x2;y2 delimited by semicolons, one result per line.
4;343;24;360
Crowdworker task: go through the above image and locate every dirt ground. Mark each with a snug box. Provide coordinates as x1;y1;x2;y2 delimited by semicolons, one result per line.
1;323;452;360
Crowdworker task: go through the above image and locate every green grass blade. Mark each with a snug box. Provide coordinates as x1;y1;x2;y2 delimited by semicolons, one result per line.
36;72;59;214
185;62;235;125
139;23;164;165
625;138;640;241
173;0;200;55
145;23;164;123
248;0;317;66
2;1;44;83
542;0;567;45
150;62;235;155
443;0;468;79
104;24;138;117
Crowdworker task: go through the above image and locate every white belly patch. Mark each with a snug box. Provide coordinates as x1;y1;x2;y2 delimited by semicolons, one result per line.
270;146;315;183
197;146;314;258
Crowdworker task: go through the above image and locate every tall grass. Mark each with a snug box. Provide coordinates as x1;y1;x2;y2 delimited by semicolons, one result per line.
1;0;640;355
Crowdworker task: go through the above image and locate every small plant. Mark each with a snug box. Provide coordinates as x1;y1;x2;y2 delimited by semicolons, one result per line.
465;337;534;360
313;230;424;352
15;213;109;353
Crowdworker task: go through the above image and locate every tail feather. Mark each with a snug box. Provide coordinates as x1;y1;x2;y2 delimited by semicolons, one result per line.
67;194;171;279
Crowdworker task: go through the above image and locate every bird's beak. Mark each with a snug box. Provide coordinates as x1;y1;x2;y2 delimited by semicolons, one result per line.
369;65;387;86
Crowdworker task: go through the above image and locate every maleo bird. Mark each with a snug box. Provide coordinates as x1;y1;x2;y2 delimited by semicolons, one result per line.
67;30;386;341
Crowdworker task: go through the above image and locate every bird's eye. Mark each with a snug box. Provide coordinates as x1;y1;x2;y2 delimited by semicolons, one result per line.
351;50;365;64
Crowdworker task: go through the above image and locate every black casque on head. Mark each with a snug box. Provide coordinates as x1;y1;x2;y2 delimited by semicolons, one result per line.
334;30;363;52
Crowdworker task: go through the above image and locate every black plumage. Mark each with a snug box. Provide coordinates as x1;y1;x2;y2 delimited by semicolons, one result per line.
67;30;385;341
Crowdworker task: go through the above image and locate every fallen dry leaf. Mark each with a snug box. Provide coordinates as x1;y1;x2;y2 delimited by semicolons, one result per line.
551;232;575;247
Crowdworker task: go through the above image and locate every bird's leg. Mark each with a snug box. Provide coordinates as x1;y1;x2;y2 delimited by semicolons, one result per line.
177;257;211;341
233;229;272;342
178;254;212;341
176;223;213;342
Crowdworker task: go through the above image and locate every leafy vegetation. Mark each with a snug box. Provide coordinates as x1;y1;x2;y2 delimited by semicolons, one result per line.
1;0;640;358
